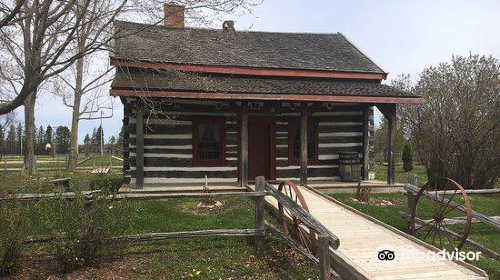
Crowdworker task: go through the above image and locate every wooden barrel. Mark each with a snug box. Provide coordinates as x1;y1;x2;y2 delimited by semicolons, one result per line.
339;152;361;182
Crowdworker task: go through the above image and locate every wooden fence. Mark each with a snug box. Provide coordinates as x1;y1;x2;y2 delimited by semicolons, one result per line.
0;176;340;280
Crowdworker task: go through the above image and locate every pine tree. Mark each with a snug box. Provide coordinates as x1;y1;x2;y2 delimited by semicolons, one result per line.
16;123;23;156
5;125;16;156
402;143;413;172
55;126;71;154
36;125;45;155
84;134;92;157
46;125;53;144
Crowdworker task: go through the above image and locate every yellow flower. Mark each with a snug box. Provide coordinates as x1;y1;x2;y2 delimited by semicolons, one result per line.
189;273;193;277
196;271;201;275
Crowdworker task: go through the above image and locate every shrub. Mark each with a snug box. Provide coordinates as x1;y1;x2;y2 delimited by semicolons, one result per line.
0;201;35;276
402;143;413;172
45;190;131;272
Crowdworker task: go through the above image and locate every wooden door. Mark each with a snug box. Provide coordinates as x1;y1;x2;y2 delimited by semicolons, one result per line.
247;117;276;181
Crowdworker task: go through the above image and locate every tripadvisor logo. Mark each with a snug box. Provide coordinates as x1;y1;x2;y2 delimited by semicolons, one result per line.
375;244;481;266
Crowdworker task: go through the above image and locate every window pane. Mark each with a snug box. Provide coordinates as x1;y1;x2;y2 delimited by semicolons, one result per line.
198;123;221;160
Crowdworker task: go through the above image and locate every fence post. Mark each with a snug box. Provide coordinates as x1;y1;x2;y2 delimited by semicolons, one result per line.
407;174;418;230
318;234;331;280
254;176;265;234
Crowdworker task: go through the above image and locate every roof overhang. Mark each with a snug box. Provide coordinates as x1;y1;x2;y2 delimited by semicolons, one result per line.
110;59;388;80
110;89;424;104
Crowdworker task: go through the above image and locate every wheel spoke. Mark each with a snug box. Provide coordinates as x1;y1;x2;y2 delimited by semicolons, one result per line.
439;190;458;217
442;201;465;217
416;219;435;232
437;223;444;249
423;221;436;241
441;221;456;249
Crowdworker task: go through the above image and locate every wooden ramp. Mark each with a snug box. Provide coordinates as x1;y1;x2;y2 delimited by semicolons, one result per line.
262;184;489;280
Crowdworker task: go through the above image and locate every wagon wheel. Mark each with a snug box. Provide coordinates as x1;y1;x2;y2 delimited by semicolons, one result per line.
410;178;472;250
277;180;317;255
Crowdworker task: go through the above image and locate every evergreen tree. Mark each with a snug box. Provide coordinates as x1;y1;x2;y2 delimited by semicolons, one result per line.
83;134;92;157
36;125;45;154
402;143;413;172
16;123;24;156
46;125;53;144
55;126;71;154
5;125;16;156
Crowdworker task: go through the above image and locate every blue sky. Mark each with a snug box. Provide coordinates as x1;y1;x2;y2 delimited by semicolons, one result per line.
19;0;500;143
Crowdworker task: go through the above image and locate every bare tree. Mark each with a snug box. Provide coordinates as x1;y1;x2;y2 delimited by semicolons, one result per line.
399;54;500;189
0;0;125;175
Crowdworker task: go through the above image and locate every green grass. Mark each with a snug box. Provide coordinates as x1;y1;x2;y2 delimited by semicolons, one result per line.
374;164;428;186
331;192;500;279
0;155;122;169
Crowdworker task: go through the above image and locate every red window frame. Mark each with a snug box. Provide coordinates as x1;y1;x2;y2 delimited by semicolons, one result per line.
288;119;318;165
192;118;226;167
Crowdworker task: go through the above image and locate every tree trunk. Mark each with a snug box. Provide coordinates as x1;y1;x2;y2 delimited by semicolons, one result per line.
22;91;37;177
67;56;84;172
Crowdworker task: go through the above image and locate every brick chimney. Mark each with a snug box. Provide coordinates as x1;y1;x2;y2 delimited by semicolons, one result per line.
164;3;184;28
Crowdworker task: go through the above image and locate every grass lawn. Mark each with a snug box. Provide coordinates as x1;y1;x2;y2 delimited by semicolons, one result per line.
331;192;500;279
0;155;122;169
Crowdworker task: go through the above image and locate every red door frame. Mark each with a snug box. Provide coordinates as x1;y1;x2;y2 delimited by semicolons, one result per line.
238;116;276;181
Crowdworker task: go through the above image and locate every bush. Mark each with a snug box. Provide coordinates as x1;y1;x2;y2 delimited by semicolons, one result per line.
0;201;36;276
402;143;413;172
45;191;131;272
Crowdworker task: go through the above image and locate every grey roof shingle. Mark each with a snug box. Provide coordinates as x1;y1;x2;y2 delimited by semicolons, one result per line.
111;69;415;98
112;21;385;74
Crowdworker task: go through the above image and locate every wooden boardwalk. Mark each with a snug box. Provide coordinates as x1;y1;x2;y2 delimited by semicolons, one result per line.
263;184;489;280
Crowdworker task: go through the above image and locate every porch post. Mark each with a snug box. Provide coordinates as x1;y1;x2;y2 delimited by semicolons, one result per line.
240;101;249;187
376;104;397;185
300;103;308;186
386;105;397;185
135;104;144;189
362;106;370;180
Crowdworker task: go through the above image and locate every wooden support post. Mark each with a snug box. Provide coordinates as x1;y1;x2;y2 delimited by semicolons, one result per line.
362;106;370;180
240;102;249;187
387;105;396;185
377;104;397;185
318;234;331;280
300;103;308;186
254;176;265;232
135;105;144;189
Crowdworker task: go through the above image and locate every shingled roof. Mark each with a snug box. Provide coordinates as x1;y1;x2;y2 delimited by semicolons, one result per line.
111;69;416;98
112;21;386;74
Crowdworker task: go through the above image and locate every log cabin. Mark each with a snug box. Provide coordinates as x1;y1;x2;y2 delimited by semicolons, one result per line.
109;4;423;189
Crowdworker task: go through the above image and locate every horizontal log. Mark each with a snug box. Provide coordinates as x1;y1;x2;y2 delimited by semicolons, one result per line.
265;183;340;249
399;211;500;260
421;216;500;225
435;189;500;195
24;229;265;245
113;229;264;243
404;184;500;230
130;170;238;179
1;191;266;202
265;221;340;280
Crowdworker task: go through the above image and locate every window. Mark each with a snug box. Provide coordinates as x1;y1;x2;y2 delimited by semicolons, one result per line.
288;120;318;165
192;118;226;166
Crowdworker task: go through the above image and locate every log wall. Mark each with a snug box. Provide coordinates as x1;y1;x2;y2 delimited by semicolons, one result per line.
121;99;373;186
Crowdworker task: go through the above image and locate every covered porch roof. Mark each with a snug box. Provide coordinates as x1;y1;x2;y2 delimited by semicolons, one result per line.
110;68;423;104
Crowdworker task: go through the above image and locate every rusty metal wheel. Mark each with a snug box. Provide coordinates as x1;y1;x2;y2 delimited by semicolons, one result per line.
410;178;472;250
277;180;317;254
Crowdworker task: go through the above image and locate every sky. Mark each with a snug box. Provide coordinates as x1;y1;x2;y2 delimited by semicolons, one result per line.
14;0;500;143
